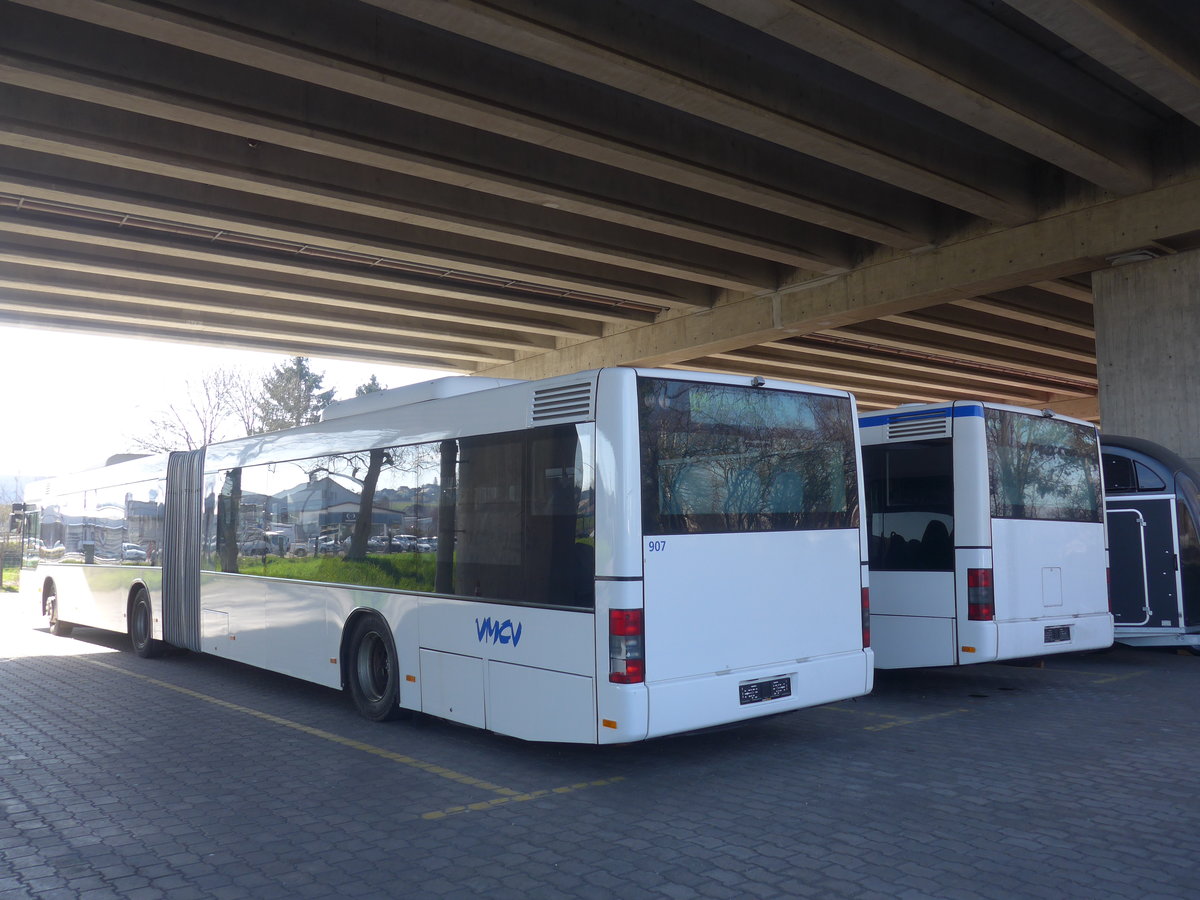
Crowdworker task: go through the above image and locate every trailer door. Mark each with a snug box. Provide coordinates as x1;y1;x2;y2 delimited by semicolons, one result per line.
1108;498;1180;627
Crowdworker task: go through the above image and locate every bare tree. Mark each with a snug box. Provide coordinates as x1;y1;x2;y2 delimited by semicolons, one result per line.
132;368;251;453
225;365;265;436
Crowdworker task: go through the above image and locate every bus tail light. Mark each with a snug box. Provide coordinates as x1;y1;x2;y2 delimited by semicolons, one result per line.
967;568;995;621
609;608;644;684
861;587;871;648
1106;567;1112;613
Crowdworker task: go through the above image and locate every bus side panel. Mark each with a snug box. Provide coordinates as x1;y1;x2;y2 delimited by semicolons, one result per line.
198;574;355;688
418;598;597;742
870;571;955;617
198;572;270;670
872;615;956;668
487;662;595;743
870;571;956;668
51;563;154;636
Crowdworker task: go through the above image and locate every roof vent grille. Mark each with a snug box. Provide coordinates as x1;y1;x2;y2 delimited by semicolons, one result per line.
887;415;951;440
532;382;594;424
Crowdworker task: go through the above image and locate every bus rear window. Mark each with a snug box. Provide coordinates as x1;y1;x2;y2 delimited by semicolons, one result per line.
638;378;859;536
985;409;1102;523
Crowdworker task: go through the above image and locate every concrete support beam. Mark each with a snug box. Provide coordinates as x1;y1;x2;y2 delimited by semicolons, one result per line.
1094;248;1200;466
697;0;1153;193
8;0;932;247
373;0;1034;223
1007;0;1200;128
478;173;1200;379
0;54;852;272
0;170;698;309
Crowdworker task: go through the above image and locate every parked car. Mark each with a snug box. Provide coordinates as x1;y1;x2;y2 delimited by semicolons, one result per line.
121;543;147;562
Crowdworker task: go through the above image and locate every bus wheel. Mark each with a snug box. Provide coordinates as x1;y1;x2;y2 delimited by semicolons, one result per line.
129;589;161;659
347;616;403;722
47;591;73;637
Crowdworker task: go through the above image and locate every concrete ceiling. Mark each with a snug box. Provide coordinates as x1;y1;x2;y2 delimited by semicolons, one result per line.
4;0;1200;417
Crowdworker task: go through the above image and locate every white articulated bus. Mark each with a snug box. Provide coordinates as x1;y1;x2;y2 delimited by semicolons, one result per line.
858;401;1112;669
22;368;873;743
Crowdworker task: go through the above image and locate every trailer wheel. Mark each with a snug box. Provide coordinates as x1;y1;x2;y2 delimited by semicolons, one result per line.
129;588;161;658
346;616;403;721
47;590;73;637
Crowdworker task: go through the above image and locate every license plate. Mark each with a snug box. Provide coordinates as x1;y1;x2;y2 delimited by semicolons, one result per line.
739;675;792;705
1044;625;1071;643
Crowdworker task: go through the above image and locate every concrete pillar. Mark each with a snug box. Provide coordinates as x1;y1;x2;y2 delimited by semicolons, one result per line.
1094;248;1200;468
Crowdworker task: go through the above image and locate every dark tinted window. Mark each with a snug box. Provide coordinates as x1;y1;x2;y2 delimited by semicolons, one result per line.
863;440;954;571
1176;473;1200;626
1136;461;1167;492
1102;453;1136;494
201;425;595;609
638;378;859;536
986;410;1102;522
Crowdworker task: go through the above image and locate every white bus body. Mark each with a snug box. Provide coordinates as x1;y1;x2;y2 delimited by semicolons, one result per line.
859;401;1112;669
23;368;872;743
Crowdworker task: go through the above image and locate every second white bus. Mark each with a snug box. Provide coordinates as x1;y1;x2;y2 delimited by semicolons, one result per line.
859;401;1112;669
22;367;873;742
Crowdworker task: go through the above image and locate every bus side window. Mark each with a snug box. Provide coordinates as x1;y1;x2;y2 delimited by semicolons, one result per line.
216;469;242;574
864;440;954;571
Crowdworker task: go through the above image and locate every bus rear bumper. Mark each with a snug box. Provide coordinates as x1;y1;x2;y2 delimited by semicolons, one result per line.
644;648;874;739
995;611;1114;661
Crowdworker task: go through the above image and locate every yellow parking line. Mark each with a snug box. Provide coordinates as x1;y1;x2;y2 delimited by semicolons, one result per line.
863;708;970;732
422;777;626;820
80;657;519;797
819;705;910;721
819;703;970;731
1088;671;1148;685
1048;667;1149;685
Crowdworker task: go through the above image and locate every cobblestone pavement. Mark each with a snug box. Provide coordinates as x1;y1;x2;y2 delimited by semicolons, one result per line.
2;592;1198;899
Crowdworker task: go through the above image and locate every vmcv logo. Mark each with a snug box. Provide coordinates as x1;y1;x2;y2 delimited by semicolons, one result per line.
476;616;523;646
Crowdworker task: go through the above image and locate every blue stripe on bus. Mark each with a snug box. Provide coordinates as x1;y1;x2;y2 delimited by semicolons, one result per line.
858;404;984;428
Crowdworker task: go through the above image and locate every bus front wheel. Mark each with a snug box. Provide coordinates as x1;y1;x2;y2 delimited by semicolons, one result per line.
129;589;161;658
47;590;73;637
346;616;403;722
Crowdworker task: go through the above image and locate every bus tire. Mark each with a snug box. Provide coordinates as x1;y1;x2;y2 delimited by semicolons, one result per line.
129;588;161;659
47;590;73;637
346;616;403;722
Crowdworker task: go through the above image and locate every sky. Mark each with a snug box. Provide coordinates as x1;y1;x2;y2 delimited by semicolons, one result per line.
0;324;447;483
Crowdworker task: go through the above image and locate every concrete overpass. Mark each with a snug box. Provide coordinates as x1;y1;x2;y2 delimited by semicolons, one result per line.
2;0;1200;431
